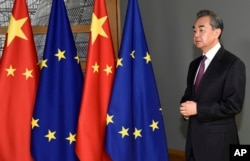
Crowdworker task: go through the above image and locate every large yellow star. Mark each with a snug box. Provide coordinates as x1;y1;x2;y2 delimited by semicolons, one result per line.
91;13;108;44
45;130;56;142
31;117;39;129
22;68;33;80
7;14;28;46
118;126;129;138
55;49;66;61
66;132;76;144
5;65;16;76
149;120;159;131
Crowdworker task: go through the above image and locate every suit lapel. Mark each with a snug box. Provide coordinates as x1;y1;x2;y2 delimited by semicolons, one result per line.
195;46;225;97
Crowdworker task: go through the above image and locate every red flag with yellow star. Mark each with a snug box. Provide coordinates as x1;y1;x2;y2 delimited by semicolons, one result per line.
75;0;115;160
0;0;39;160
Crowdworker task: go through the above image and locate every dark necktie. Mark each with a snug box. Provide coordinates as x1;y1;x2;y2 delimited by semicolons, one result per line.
194;55;207;93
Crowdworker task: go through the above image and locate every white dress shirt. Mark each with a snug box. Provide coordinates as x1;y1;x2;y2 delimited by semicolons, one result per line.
194;43;221;84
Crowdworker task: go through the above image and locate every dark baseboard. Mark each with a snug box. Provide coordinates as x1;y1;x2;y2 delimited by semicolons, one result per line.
168;149;185;161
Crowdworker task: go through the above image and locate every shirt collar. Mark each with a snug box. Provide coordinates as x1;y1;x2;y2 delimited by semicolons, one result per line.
203;43;221;61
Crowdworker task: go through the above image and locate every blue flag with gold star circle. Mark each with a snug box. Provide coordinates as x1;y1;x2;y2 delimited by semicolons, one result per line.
105;0;169;160
31;0;83;160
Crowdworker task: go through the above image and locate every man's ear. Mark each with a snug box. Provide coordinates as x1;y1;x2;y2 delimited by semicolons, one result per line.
215;28;222;38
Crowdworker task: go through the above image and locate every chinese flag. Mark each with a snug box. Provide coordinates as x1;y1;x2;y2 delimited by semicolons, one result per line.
0;0;39;160
75;0;115;160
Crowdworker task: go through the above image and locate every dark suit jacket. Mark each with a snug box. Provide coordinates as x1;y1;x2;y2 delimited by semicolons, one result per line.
181;46;246;161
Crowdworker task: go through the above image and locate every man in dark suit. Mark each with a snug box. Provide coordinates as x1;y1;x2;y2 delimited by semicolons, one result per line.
179;10;246;161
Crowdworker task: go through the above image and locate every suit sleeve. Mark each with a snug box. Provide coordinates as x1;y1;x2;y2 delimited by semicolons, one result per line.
180;61;196;103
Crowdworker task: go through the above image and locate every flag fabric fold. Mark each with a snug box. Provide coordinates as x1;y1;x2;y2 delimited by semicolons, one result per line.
75;0;115;160
0;0;39;160
31;0;83;160
105;0;169;161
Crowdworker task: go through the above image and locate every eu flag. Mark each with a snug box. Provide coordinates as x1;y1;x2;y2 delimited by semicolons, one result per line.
105;0;169;161
31;0;83;160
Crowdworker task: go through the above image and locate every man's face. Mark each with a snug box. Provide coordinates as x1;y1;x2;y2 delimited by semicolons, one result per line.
193;16;221;53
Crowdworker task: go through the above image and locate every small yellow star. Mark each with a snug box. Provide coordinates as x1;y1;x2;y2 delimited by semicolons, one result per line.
7;14;28;46
91;13;108;44
118;126;129;138
31;117;39;129
74;54;80;64
149;120;159;131
116;58;123;68
45;130;56;142
104;65;112;75
40;59;48;70
55;49;66;61
66;132;76;144
5;65;16;76
92;62;99;73
143;52;151;64
133;128;142;139
22;68;33;80
130;50;135;59
106;114;114;125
